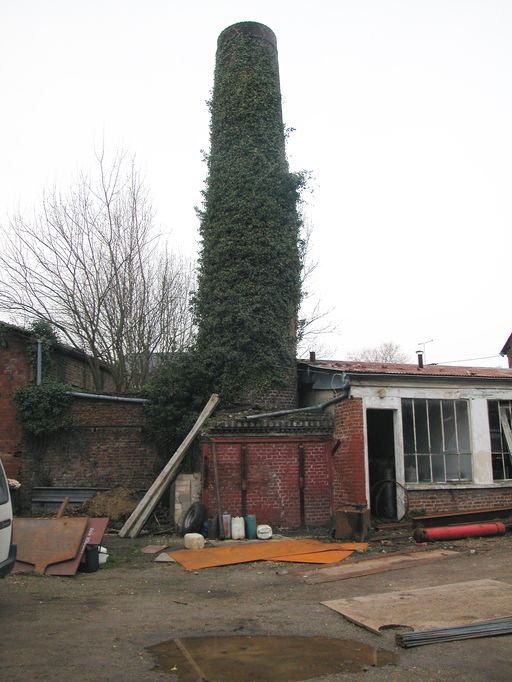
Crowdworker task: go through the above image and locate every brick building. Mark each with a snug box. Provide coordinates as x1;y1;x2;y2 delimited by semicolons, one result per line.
299;358;512;518
200;358;512;529
0;322;113;480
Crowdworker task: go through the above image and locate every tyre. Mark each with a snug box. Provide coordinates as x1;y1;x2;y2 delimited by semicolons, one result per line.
181;501;206;535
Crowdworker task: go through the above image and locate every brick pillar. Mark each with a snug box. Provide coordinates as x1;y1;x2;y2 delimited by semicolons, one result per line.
332;398;367;508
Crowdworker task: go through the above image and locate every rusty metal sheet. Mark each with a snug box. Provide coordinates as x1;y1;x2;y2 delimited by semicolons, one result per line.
13;517;88;574
47;517;109;576
170;540;366;571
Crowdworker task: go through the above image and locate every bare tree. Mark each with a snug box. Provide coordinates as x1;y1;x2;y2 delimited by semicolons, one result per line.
0;152;195;391
297;214;339;356
347;341;411;363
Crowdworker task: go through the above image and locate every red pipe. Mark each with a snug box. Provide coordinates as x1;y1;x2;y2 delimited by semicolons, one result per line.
414;521;506;543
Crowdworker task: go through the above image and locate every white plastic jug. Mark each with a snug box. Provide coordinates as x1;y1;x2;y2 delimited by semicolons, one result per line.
231;516;245;540
257;524;272;540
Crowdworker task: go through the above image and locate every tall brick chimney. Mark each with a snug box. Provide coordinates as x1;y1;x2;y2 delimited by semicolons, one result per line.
195;22;301;409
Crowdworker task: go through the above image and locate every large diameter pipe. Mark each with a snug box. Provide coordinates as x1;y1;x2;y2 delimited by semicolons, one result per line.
414;522;506;543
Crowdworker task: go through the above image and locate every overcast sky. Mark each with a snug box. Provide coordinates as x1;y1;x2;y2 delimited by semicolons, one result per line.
1;1;510;366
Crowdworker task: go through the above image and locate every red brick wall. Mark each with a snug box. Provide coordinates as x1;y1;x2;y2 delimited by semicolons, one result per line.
201;436;332;529
332;398;367;509
0;328;114;479
19;398;161;506
0;334;33;478
61;354;114;392
408;487;512;515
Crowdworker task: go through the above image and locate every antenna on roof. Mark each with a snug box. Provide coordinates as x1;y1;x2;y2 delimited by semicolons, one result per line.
417;339;433;364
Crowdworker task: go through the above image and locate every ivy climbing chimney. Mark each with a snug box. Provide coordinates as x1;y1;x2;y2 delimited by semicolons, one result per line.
195;22;303;409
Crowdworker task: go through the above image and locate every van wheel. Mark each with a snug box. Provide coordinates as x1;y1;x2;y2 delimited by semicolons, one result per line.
181;502;206;535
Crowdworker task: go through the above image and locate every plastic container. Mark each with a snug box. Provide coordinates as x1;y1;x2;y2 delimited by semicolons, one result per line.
231;516;245;540
257;524;272;540
78;544;99;572
184;532;205;550
98;545;109;566
245;514;257;539
222;512;232;539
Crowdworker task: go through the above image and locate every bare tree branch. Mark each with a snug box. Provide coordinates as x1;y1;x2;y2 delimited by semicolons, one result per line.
347;341;411;363
0;153;195;391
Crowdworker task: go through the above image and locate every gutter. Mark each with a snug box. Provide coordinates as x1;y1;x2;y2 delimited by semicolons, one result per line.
66;391;149;404
245;374;350;421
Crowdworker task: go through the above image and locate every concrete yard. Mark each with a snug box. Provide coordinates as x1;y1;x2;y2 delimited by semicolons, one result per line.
1;531;512;681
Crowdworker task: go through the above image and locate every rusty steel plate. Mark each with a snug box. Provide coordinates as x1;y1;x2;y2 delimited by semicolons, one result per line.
13;517;89;574
47;517;109;576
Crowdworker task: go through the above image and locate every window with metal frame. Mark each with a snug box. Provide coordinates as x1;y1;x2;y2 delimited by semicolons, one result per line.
402;398;472;483
487;400;512;481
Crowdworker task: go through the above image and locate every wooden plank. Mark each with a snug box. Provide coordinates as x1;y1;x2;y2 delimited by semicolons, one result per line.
119;394;220;538
322;579;512;635
304;549;459;584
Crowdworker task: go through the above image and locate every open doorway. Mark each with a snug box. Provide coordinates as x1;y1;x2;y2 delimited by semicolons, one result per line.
367;409;397;520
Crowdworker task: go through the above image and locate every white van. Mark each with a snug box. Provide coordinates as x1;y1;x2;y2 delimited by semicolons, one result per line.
0;460;16;577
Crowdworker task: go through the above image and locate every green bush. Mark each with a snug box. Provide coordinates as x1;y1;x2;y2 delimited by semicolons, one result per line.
13;381;72;437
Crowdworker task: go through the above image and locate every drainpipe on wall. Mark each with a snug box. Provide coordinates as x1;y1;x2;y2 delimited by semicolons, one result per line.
36;339;42;385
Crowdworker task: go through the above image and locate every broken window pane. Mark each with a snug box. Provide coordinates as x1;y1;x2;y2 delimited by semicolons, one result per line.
428;400;443;453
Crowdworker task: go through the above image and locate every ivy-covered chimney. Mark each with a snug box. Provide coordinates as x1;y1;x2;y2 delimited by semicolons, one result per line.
195;22;303;409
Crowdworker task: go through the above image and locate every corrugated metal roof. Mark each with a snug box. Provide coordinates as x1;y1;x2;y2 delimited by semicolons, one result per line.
298;359;512;380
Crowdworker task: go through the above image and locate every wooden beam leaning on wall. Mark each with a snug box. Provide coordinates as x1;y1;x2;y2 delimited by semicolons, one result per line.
119;394;220;538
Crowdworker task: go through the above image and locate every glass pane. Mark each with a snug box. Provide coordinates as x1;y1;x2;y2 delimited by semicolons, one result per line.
442;401;457;453
428;400;443;453
488;401;502;453
415;399;429;453
456;401;471;453
459;454;472;480
504;451;512;480
402;399;415;454
404;454;417;483
501;404;512;454
492;454;504;480
445;453;459;480
417;454;431;482
431;454;445;482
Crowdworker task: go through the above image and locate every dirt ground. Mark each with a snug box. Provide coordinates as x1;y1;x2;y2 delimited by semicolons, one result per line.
1;529;512;682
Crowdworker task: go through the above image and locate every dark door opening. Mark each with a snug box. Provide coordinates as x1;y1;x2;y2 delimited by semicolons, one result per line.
367;409;397;520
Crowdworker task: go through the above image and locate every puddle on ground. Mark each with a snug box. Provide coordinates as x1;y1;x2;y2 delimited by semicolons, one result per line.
147;634;398;681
